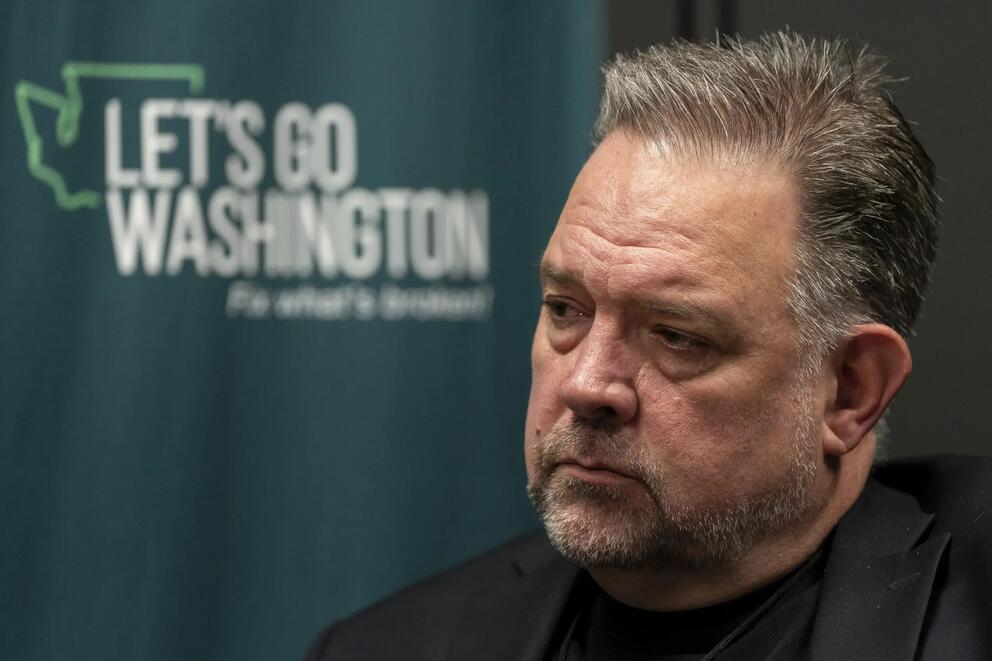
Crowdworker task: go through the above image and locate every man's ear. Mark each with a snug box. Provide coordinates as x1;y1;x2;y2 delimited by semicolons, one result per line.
822;324;912;456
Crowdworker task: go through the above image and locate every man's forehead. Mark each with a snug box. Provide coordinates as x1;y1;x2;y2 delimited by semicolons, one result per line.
550;132;802;276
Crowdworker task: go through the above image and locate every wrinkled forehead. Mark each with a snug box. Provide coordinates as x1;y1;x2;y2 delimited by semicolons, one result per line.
550;132;800;271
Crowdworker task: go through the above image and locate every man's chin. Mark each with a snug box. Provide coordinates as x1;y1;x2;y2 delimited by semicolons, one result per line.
543;518;660;571
534;485;671;570
533;482;754;571
542;506;740;571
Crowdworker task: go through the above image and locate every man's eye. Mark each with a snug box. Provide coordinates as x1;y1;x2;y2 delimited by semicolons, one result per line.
654;327;707;352
543;298;585;322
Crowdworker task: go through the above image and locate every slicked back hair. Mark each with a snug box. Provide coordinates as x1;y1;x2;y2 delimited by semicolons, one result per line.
595;31;939;362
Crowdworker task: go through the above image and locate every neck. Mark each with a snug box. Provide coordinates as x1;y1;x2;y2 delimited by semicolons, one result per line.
588;442;874;611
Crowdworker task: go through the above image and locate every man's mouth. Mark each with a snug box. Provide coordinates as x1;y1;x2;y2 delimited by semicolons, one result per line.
556;458;641;486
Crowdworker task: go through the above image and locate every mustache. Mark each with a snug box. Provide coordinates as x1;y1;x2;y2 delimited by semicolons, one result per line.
535;419;651;483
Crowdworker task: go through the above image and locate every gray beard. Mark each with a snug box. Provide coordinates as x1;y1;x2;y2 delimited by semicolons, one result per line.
526;389;820;571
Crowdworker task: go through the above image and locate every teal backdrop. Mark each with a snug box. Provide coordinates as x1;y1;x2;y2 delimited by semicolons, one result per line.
0;1;604;659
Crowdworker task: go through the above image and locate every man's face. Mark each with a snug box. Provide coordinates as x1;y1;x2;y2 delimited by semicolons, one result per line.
525;131;825;570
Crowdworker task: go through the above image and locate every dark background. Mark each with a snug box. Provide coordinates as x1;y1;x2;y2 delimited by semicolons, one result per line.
610;0;991;459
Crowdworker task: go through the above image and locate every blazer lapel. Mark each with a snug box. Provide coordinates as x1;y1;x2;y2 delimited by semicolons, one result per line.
810;479;949;661
447;542;582;661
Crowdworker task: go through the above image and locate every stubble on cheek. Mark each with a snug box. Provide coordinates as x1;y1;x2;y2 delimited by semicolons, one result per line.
525;377;822;570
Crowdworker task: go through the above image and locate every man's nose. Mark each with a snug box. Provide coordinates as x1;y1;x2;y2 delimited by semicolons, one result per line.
560;320;638;425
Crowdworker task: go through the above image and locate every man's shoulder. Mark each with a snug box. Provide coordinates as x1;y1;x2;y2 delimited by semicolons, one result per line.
873;454;992;523
862;456;992;658
304;531;564;660
347;530;558;617
869;454;992;555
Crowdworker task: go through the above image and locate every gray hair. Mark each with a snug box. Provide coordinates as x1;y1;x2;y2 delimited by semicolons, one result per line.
594;31;940;362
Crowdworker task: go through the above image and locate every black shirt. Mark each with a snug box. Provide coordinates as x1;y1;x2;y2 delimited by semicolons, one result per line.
558;549;827;660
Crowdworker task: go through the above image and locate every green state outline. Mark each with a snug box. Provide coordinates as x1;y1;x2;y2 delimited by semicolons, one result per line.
14;62;205;211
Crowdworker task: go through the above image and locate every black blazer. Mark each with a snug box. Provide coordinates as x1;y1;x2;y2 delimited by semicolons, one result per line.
306;455;992;660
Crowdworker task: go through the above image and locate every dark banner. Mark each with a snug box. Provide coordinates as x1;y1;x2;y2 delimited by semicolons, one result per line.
0;1;604;659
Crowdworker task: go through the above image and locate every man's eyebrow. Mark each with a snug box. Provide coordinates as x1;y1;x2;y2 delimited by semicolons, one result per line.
630;298;738;342
539;260;736;333
538;261;580;287
642;299;728;327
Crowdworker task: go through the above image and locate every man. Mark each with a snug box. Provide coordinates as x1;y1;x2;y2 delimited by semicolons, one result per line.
306;32;990;660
